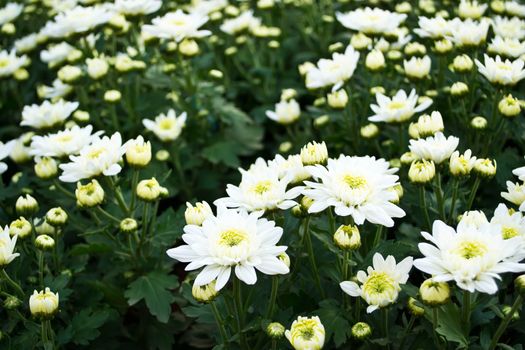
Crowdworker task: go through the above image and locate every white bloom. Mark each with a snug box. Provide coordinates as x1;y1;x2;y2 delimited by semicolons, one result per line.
189;0;228;15
266;99;300;124
42;5;114;38
113;0;162;16
303;155;405;227
491;203;525;240
86;57;109;79
21;100;79;129
475;54;525;86
214;158;303;213
492;16;525;40
185;201;214;226
411;111;444;138
414;220;525;294
501;181;525;211
38;79;73;100
0;225;19;267
14;33;39;53
449;149;477;176
513;162;525;181
305;45;360;91
409;132;459;164
166;207;289;291
0;50;28;78
459;210;488;228
336;7;406;35
369;89;432;123
29;288;59;317
59;132;126;182
220;10;261;35
142;109;187;142
285;316;325;350
0;140;15;174
30;125;103;158
269;154;310;183
506;1;525;17
340;253;413;313
40;42;75;67
414;16;451;39
448;18;489;46
488;36;525;58
458;0;487;19
0;3;23;26
404;55;431;79
143;10;211;42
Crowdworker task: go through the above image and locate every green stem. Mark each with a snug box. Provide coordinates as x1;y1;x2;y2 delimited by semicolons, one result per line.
466;177;481;211
130;169;140;216
489;295;523;350
211;301;229;348
265;277;279;320
303;217;325;298
41;320;49;345
233;277;248;348
1;270;24;297
419;186;432;230
52;180;76;200
448;179;459;223
434;172;445;220
383;308;390;349
432;307;441;349
398;315;415;350
462;291;471;339
96;206;121;224
38;251;44;288
372;225;384;248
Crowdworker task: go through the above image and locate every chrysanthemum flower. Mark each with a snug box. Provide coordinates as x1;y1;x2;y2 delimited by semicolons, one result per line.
414;16;451;39
112;0;162;16
143;9;211;42
501;181;525;211
305;45;359;91
475;54;525;86
142;109;187;142
42;5;114;38
491;203;525;240
0;225;20;267
369;89;432;124
30;125;103;158
336;7;406;35
285;316;325;350
166;206;289;291
21;100;79;129
0;50;29;78
409;132;459;164
0;140;15;174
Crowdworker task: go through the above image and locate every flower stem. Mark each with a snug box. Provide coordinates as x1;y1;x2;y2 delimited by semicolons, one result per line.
265;276;279;320
434;172;446;220
1;269;24;297
38;251;44;288
129;169;140;216
419;186;431;230
233;277;248;348
432;307;441;349
489;295;523;350
303;217;325;298
372;225;384;248
448;179;459;223
466;177;481;211
382;308;390;349
211;301;229;348
462;291;471;338
398;315;415;350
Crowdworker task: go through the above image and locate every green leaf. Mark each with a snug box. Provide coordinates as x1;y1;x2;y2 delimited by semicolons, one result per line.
315;299;349;347
202;141;241;168
435;303;469;347
65;308;112;345
124;271;179;323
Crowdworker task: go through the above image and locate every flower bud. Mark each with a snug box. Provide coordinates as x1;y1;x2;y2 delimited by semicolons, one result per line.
471;116;487;130
137;178;161;202
126;136;151;168
267;322;285;338
450;150;476;177
16;194;39;217
35;219;55;236
73;110;90;122
300;196;314;211
209;69;223;79
502;305;520;321
29;287;59;319
450;82;469;96
365;49;386;71
192;281;218;303
350;33;372;50
459;210;488;228
278;252;291;269
57;65;82;83
120;218;138;234
400;152;417;165
4;295;21;310
34;157;58;179
474;158;497;178
334;225;361;250
45;207;67;227
409;160;435;184
351;322;372;340
185;201;213;226
452;54;473;72
10;217;32;239
285;316;325;350
360;123;379;139
300;141;328;166
515;275;525;296
280;88;297;101
434;39;453;53
298;61;315;76
327;90;348;109
499;94;521;118
104;90;121;103
155;149;170;161
14;68;29;80
314;115;330;128
35;234;55;251
86;57;109;80
408;297;425;316
179;39;200;56
76;179;105;208
419;279;450;306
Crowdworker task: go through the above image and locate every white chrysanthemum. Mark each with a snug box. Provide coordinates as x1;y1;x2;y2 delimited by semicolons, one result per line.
0;225;20;267
414;16;451;39
21;100;79;129
59;132;126;182
0;50;29;79
336;7;406;35
488;36;525;58
269;154;310;184
214;158;303;213
448;18;489;46
414;220;525;294
506;1;525;17
30;125;103;158
14;33;38;53
501;181;525;211
459;210;488;228
340;253;413;313
475;54;525;86
113;0;161;16
369;89;432;123
285;316;325;350
266;99;300;124
189;0;228;15
0;140;15;174
305;45;360;91
143;10;211;42
513;161;525;181
492;16;525;40
404;55;431;79
42;5;114;38
38;79;73;100
0;3;23;26
142;109;187;142
303;155;405;227
449;149;476;176
166;206;290;291
220;10;261;35
409;132;459;164
491;203;525;240
40;42;75;67
458;0;487;19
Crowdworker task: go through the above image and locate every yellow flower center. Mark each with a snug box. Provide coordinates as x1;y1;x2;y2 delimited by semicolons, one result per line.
0;58;10;68
170;18;187;26
387;101;406;110
343;175;367;189
293;319;318;340
453;240;488;259
362;271;396;296
252;180;272;195
219;229;247;247
502;227;519;239
496;63;512;71
56;134;73;143
159;119;174;130
87;147;105;159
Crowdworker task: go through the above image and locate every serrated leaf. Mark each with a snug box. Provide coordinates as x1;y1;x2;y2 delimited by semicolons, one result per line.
65;308;111;345
435;303;469;347
124;271;179;323
315;299;349;347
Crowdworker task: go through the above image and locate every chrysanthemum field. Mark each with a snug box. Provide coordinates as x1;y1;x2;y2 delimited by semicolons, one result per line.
2;0;525;349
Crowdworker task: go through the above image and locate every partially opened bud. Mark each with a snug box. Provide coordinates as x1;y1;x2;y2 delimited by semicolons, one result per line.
29;288;59;319
351;322;372;340
45;207;68;227
192;281;218;303
76;180;105;208
35;234;55;251
137;178;161;202
419;279;450;306
9;217;32;239
16;194;38;217
334;225;361;250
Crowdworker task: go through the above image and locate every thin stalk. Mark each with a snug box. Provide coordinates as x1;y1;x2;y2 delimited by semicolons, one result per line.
372;225;384;248
96;206;121;224
448;179;459;223
398;315;415;350
129;169;140;216
462;291;471;338
382;308;390;350
434;172;446;220
432;308;441;349
466;177;481;211
1;270;24;297
233;277;248;348
489;295;523;350
265;277;279;320
210;301;229;348
38;251;44;288
419;186;432;230
303;217;325;298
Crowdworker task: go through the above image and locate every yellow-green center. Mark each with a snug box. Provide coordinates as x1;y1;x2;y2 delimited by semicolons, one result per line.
362;271;396;295
502;227;519;239
219;229;247;247
343;175;367;189
453;240;488;259
252;181;272;195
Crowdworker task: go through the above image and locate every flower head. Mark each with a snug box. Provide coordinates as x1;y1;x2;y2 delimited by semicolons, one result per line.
143;109;187;142
143;10;211;42
285;316;325;350
0;226;19;267
475;54;525;86
21;100;79;130
29;288;59;319
336;7;406;35
369;89;432;123
409;132;459;164
305;45;359;91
